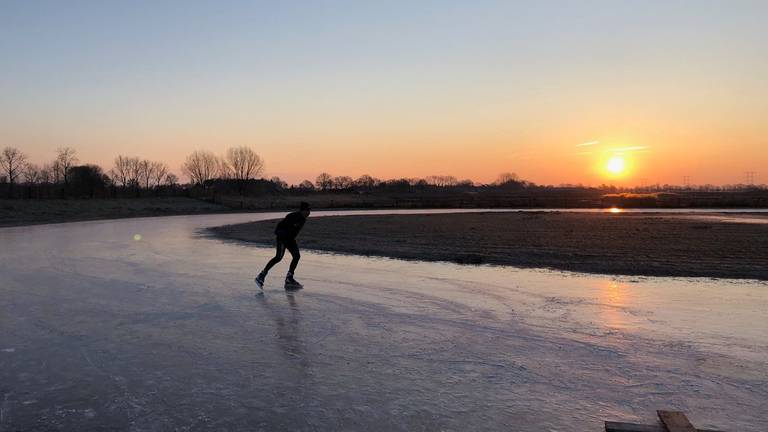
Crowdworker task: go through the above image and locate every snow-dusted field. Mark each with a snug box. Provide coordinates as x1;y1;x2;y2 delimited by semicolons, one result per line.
1;211;766;431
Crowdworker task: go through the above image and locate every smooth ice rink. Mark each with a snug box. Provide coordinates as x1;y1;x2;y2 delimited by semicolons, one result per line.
1;211;766;431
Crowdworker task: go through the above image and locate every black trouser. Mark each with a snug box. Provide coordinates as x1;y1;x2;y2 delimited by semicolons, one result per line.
262;234;300;276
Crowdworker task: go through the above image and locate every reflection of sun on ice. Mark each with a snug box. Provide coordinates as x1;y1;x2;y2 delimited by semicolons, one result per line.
606;155;626;174
606;281;623;304
600;280;630;330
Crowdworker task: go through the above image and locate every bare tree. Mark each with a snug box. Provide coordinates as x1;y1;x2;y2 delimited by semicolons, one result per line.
22;163;41;184
216;156;232;180
136;160;168;190
138;159;152;190
164;173;179;187
298;180;315;191
425;175;458;187
150;162;169;189
56;147;78;186
111;156;130;187
315;172;333;190
270;176;288;189
111;156;141;188
332;176;354;189
225;146;264;182
1;147;28;197
495;172;519;185
39;164;54;184
182;151;221;186
51;160;64;184
354;174;379;190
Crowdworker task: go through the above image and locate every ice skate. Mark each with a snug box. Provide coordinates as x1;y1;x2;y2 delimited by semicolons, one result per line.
254;272;266;289
284;274;303;290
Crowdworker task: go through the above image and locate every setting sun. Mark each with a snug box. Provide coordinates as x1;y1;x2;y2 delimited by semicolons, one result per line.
606;156;626;175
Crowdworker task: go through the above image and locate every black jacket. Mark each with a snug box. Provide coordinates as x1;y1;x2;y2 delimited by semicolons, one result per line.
275;211;306;239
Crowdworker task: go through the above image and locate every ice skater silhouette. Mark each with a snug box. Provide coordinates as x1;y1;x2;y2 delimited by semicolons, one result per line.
255;202;310;290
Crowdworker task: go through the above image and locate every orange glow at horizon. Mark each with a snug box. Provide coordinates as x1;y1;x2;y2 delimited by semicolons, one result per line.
2;2;767;187
9;126;765;187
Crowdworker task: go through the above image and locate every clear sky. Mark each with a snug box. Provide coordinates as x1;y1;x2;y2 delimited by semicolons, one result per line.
2;1;767;186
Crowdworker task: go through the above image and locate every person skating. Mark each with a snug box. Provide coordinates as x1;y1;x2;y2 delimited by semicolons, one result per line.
255;202;310;290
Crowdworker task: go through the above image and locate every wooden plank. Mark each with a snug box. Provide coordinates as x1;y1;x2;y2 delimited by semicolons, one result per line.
605;421;665;432
658;411;697;432
605;420;723;432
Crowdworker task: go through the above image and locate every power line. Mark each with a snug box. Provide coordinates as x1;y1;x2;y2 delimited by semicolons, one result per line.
744;171;756;185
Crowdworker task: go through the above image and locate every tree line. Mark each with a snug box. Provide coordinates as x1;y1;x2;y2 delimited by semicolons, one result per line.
0;146;181;199
9;144;759;201
2;144;535;200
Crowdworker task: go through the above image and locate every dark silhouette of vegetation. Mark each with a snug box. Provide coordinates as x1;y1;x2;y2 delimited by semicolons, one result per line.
2;145;767;209
182;150;222;186
226;146;264;182
68;165;110;198
55;147;78;189
315;172;333;191
1;147;180;199
1;147;28;197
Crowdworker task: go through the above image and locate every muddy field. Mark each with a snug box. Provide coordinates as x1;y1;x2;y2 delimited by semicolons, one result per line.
210;211;768;280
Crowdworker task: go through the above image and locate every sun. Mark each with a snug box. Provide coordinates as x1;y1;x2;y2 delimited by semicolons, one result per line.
606;155;626;175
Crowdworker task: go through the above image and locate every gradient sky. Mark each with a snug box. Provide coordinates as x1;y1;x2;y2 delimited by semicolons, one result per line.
2;1;767;185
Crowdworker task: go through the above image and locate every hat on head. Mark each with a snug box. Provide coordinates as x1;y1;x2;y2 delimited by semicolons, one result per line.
300;202;311;211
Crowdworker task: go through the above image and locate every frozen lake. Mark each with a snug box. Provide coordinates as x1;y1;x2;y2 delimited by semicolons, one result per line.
1;211;766;431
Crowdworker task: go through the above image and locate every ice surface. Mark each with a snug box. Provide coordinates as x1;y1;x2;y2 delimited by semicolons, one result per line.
1;211;766;431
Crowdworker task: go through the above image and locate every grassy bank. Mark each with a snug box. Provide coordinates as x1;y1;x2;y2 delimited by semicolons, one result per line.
0;197;232;227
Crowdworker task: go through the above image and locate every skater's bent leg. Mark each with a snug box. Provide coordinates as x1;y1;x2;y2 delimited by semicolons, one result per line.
285;239;301;274
261;239;286;275
288;250;300;274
